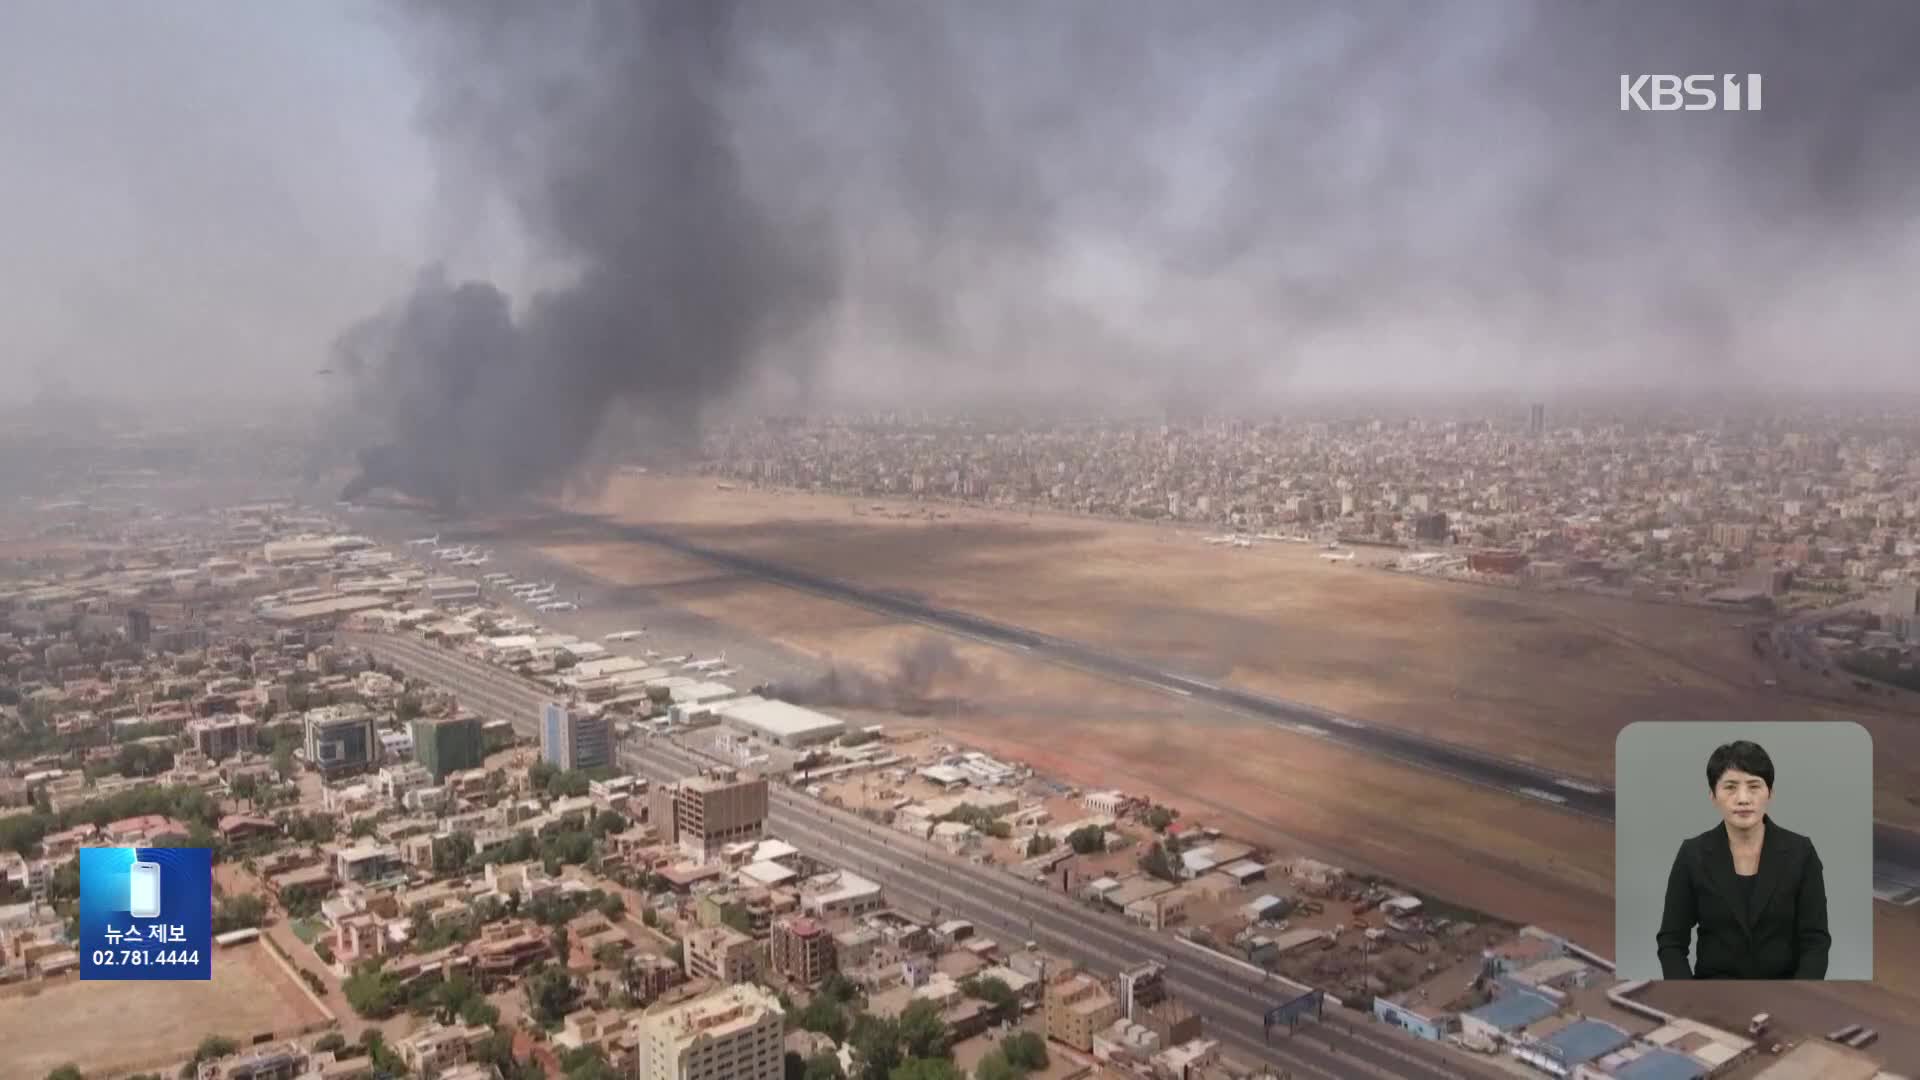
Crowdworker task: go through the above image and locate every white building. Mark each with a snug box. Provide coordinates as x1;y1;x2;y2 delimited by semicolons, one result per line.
713;696;846;748
636;983;785;1080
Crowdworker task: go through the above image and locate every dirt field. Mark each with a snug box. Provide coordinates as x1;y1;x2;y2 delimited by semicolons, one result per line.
0;943;329;1080
513;475;1920;1019
561;476;1920;827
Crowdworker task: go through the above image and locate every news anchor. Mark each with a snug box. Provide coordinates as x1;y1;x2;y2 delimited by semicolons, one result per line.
1656;740;1830;979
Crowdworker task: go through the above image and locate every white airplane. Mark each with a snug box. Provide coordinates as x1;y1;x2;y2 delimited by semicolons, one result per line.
406;534;440;547
604;630;647;642
1320;551;1355;562
643;649;661;659
507;583;542;596
481;573;512;584
1233;537;1254;549
684;653;727;672
453;550;492;566
536;600;578;613
711;667;738;678
432;545;468;560
658;654;691;665
1204;535;1235;546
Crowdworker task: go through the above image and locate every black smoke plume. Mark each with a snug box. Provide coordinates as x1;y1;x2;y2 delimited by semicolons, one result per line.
341;1;1920;506
767;638;980;715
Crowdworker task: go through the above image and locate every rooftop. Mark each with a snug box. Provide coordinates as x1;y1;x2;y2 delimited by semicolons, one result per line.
1463;988;1558;1033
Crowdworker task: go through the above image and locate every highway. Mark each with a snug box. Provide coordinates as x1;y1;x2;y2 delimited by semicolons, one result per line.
480;510;1920;897
349;631;1508;1080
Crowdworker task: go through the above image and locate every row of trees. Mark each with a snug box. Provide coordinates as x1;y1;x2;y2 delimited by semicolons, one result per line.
785;970;1046;1080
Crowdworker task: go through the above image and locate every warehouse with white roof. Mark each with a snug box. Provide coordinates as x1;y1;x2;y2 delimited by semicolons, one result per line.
714;696;846;748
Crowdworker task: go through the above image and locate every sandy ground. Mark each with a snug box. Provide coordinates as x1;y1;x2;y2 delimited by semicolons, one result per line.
566;476;1920;828
508;475;1920;1024
0;942;328;1080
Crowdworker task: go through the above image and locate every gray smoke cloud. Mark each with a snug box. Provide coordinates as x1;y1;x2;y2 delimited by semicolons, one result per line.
768;637;980;715
340;0;1920;506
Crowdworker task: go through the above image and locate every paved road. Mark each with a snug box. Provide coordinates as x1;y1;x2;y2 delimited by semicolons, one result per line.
350;632;1507;1080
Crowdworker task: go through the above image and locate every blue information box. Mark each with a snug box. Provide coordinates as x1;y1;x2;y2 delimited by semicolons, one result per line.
79;847;213;981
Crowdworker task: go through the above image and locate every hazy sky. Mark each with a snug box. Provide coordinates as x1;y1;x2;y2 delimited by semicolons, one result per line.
6;1;1920;439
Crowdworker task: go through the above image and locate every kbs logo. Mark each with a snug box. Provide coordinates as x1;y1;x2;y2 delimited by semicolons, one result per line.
1620;74;1762;111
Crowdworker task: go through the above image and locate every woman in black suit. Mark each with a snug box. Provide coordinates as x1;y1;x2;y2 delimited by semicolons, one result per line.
1656;740;1830;979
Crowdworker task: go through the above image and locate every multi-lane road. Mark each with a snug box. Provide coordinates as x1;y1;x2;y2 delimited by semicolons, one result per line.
404;508;1920;901
350;631;1508;1080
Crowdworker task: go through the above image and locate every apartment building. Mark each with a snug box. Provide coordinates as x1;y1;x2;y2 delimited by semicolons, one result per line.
1046;968;1121;1053
651;768;768;861
187;714;258;760
770;915;836;986
636;983;785;1080
541;702;613;772
684;924;759;983
397;1022;490;1077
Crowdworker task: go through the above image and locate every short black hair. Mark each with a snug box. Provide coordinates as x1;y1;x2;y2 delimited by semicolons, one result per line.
1706;740;1775;791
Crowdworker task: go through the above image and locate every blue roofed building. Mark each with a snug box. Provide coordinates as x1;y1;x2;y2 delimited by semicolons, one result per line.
1513;1018;1632;1076
1459;988;1559;1044
1605;1047;1708;1080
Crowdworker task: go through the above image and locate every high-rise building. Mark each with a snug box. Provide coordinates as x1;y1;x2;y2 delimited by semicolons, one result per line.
1045;968;1120;1053
188;714;258;761
304;705;376;777
770;915;836;986
125;608;152;645
651;768;768;861
540;702;613;772
413;714;486;781
636;983;784;1080
1529;403;1545;435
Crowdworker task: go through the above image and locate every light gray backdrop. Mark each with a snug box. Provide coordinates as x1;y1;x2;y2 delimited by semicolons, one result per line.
1615;721;1873;981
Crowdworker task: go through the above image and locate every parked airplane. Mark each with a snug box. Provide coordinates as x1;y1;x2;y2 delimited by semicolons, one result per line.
1320;551;1355;562
481;573;512;584
684;653;728;672
711;668;738;678
406;534;440;547
1204;535;1236;545
604;630;647;642
453;550;492;566
1232;537;1254;549
537;601;578;613
658;655;691;665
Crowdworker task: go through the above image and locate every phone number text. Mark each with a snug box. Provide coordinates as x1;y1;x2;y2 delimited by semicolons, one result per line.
89;949;201;966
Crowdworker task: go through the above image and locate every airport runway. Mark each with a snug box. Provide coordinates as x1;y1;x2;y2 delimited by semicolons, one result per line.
353;503;1920;900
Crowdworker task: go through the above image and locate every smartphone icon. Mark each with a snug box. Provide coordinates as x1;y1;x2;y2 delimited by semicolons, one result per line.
128;861;162;919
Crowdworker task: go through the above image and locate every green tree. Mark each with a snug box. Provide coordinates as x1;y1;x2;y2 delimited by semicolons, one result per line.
314;1033;348;1056
794;996;849;1042
1144;805;1178;832
590;810;627;838
1066;825;1106;855
598;891;625;919
959;976;1017;1016
433;832;476;877
1023;833;1055;857
805;1055;846;1080
786;1053;808;1080
343;964;404;1018
1000;1033;1046;1072
271;741;295;780
193;1036;239;1065
46;1065;84;1080
720;905;754;935
819;971;860;1004
972;1051;1021;1080
1140;841;1178;883
212;894;267;934
526;966;582;1028
460;996;500;1029
850;1015;901;1080
896;1000;948;1061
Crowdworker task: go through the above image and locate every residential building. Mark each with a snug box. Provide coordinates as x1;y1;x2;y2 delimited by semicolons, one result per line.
770;915;836;986
541;702;613;772
798;870;884;920
1046;969;1121;1053
1117;961;1166;1020
195;1041;307;1080
653;768;768;861
187;714;258;761
467;918;550;980
684;924;759;983
636;983;785;1080
397;1022;490;1077
414;714;486;782
305;704;376;776
336;844;403;885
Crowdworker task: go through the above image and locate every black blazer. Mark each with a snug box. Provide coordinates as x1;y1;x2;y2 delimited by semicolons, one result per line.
1656;815;1830;979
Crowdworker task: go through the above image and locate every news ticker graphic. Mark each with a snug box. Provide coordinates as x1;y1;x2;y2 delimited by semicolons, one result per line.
78;846;212;980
